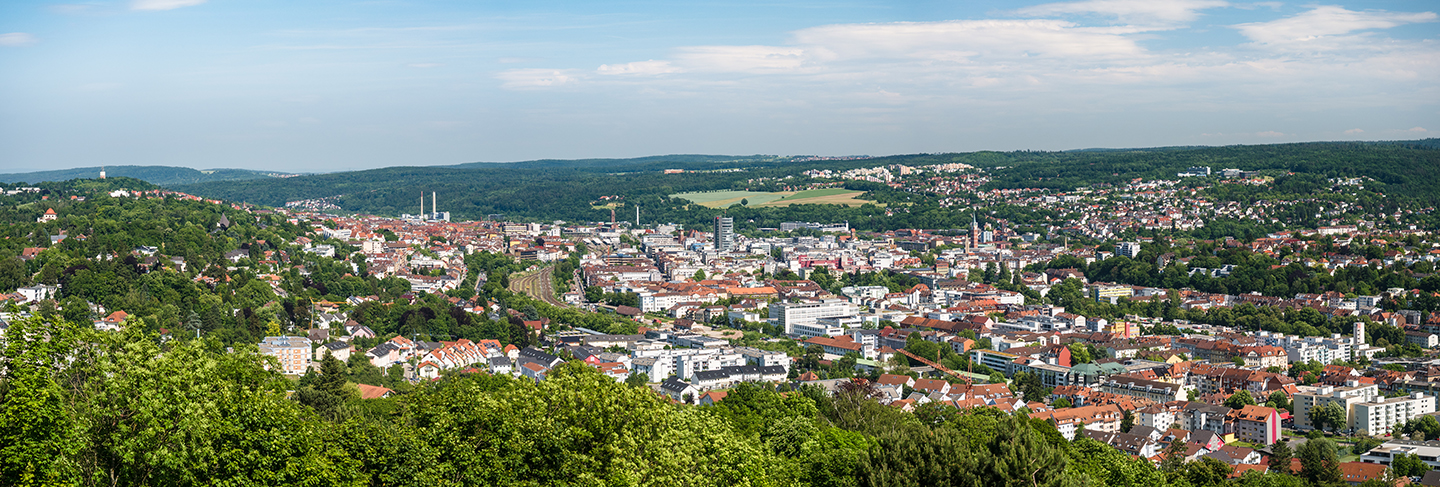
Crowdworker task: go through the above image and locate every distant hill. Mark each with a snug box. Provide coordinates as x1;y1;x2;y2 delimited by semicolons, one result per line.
0;166;287;186
170;139;1440;229
449;154;784;170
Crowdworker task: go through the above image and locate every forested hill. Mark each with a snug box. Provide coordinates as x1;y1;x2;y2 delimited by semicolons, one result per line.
0;166;284;186
169;140;1440;228
449;153;785;169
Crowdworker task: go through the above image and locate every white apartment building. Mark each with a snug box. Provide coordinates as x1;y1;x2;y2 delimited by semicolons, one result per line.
770;299;858;337
1114;242;1142;259
1353;393;1436;436
629;347;746;381
1294;382;1380;431
259;335;311;376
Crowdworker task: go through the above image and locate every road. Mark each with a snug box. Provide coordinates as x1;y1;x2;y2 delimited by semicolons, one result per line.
510;266;566;307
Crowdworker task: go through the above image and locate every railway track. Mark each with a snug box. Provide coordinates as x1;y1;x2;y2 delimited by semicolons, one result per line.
509;266;566;307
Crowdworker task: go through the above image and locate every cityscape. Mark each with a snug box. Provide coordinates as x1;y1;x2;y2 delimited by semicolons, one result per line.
2;0;1439;485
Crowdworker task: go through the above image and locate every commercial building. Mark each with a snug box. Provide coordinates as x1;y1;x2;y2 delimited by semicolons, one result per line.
1360;440;1440;469
714;216;735;252
770;298;857;337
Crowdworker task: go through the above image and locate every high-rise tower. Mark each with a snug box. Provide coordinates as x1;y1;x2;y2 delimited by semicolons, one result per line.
715;216;735;252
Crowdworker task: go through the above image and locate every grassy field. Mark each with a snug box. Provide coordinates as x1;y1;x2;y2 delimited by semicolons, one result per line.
756;189;875;208
673;188;878;208
672;190;788;208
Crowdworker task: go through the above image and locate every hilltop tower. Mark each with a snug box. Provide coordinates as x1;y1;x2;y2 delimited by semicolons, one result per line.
100;167;106;179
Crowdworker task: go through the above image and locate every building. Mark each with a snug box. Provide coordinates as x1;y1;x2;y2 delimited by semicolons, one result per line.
259;335;311;375
1294;382;1380;431
1114;242;1142;259
1099;376;1187;403
1360;440;1440;469
1089;284;1133;304
1406;331;1439;348
1030;404;1124;440
1352;393;1436;436
770;299;857;337
714;216;735;252
1230;405;1281;446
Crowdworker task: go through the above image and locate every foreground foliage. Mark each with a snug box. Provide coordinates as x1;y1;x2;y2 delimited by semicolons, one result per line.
3;317;1358;486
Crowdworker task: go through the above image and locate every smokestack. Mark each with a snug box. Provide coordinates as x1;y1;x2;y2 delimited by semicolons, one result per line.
432;192;437;220
636;205;640;226
421;192;425;219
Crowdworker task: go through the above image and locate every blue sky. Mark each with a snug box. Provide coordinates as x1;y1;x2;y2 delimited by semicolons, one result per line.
0;0;1436;173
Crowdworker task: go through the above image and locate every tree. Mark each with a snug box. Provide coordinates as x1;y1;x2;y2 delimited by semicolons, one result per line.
584;286;604;303
692;269;707;281
1268;440;1293;474
1011;371;1051;403
1182;457;1234;487
346;352;385;386
1159;438;1187;473
1392;452;1429;478
1068;342;1092;364
625;372;650;388
1309;402;1346;433
0;318;82;484
1298;438;1344;485
297;352;353;418
1265;390;1292;412
1402;415;1440;440
1224;390;1257;409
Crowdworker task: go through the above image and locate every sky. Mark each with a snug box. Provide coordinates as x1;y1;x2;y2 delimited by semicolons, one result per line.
0;0;1436;173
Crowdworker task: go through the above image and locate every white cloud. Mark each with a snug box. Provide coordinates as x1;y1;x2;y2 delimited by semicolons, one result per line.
1408;126;1429;133
673;46;811;73
1256;130;1285;137
1014;0;1228;24
1235;6;1438;45
496;69;583;89
790;20;1147;62
596;60;680;76
1344;128;1364;134
0;33;37;47
131;0;206;11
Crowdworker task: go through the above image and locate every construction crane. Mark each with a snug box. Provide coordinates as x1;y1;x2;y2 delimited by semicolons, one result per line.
898;348;972;385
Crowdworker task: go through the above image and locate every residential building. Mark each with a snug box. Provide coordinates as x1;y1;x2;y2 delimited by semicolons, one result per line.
1030;404;1124;440
1352;393;1436;436
1229;405;1281;446
1294;382;1380;431
1099;376;1187;403
259;335;311;375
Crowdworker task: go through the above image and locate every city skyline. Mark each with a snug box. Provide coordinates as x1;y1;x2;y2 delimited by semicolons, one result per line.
0;0;1436;173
